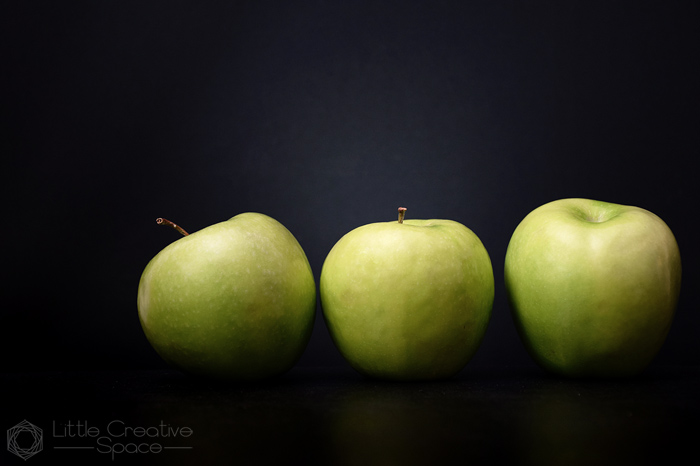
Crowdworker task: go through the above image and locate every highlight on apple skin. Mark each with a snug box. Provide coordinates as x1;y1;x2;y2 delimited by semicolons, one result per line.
137;213;317;381
504;198;682;378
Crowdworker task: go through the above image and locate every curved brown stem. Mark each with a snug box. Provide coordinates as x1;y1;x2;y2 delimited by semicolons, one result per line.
156;218;189;236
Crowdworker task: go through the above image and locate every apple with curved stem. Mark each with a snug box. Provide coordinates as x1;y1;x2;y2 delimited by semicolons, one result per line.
137;213;316;380
504;198;682;377
320;207;494;381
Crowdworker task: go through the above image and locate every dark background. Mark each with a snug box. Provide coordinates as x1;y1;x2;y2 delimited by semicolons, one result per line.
3;1;698;374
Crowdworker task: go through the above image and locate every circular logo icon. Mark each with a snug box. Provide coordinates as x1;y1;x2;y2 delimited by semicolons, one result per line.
7;420;43;460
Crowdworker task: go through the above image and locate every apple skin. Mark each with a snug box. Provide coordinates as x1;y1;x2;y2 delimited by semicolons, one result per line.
137;213;316;380
504;198;681;378
320;216;494;381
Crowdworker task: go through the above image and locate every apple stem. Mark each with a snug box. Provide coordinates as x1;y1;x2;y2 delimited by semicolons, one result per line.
156;218;189;236
398;207;407;224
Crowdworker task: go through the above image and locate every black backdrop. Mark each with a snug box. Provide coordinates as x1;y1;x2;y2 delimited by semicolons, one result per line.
4;1;698;374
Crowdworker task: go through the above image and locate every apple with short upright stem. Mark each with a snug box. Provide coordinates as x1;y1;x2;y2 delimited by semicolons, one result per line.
320;207;494;381
504;198;682;377
137;213;316;380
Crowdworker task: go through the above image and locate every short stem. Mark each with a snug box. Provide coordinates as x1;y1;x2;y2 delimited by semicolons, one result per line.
156;218;189;236
398;207;407;224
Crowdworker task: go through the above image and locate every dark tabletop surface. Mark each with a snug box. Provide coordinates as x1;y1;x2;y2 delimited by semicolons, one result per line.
2;365;698;465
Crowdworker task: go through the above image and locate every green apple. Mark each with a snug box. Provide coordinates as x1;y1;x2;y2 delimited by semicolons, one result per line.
504;198;681;377
137;213;316;380
320;208;494;381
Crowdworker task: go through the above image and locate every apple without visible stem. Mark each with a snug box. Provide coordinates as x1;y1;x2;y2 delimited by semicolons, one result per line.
137;213;316;380
320;208;494;381
504;198;682;377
